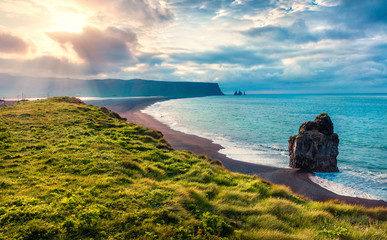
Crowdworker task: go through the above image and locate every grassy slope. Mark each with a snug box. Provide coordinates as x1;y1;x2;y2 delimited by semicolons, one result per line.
0;97;385;240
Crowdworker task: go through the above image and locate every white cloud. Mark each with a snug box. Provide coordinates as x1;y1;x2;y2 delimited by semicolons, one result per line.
75;0;174;27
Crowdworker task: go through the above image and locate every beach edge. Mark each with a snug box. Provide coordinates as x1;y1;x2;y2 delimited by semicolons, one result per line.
87;98;387;208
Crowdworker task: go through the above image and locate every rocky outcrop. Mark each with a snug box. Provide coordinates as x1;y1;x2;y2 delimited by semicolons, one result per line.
233;90;246;95
288;113;339;172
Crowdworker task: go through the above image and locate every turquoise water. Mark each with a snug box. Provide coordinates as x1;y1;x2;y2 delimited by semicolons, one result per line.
143;94;387;200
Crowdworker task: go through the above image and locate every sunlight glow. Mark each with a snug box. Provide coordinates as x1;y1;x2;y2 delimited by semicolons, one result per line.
48;9;87;32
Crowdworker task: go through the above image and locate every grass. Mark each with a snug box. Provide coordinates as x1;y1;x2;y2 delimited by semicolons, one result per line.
0;97;386;239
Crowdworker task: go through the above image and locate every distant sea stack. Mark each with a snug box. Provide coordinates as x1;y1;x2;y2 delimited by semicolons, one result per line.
0;74;224;98
234;90;246;95
288;113;339;172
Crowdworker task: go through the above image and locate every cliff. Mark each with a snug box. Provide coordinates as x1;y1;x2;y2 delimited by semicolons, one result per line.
0;74;224;98
86;79;224;97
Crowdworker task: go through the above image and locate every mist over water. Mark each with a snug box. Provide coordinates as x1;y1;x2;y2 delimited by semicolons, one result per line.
143;94;387;200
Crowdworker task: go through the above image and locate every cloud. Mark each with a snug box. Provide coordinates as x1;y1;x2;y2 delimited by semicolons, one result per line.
244;25;289;40
47;26;138;73
243;19;364;44
137;53;164;66
244;19;319;43
0;55;87;77
337;0;387;25
171;46;276;67
300;0;387;36
172;0;273;13
0;0;386;93
76;0;174;25
0;29;30;55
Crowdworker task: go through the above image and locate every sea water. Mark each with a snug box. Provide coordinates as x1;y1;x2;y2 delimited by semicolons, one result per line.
143;94;387;200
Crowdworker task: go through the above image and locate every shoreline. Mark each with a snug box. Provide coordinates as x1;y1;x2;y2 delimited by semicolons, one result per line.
2;98;385;208
63;98;386;207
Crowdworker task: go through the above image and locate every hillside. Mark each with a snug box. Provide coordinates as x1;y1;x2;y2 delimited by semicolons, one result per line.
0;74;224;98
0;98;386;239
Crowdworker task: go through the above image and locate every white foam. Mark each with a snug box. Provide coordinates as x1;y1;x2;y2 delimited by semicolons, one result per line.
309;175;382;200
143;101;289;168
217;141;288;167
143;99;386;201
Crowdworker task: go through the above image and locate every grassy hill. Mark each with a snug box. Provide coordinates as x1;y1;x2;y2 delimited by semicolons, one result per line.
0;97;385;239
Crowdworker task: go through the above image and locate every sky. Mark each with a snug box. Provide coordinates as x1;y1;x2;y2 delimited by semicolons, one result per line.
0;0;386;93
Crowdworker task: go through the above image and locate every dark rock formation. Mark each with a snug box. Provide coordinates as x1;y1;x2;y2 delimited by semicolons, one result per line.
234;90;245;95
288;113;339;172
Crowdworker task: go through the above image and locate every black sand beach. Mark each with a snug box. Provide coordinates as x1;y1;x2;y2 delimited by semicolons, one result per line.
87;98;387;208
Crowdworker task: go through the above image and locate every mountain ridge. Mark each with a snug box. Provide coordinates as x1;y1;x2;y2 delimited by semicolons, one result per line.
0;74;224;98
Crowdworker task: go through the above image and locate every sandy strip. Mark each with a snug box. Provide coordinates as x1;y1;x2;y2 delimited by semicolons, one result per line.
87;98;386;208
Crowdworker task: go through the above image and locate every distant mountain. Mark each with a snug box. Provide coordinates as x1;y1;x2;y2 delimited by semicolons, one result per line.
0;74;224;98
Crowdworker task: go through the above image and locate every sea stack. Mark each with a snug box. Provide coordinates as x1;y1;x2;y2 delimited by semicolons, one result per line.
288;113;339;172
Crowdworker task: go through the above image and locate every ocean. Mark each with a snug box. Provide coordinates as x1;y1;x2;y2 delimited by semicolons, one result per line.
142;94;387;200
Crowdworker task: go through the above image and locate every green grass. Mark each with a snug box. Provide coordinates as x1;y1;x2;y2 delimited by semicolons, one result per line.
0;97;386;239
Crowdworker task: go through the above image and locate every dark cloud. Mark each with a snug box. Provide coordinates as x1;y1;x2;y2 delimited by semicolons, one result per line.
0;30;30;54
298;0;387;37
243;19;365;43
171;46;276;67
321;28;363;40
47;27;138;73
137;53;164;66
338;0;387;25
245;25;289;40
244;19;318;43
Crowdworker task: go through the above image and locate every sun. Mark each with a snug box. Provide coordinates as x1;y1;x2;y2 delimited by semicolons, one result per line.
48;8;87;33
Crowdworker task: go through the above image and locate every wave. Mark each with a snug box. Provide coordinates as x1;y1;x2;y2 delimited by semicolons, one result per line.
142;96;387;201
309;175;384;200
142;102;289;167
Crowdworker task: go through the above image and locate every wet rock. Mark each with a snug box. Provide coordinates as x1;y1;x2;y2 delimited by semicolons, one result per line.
288;113;339;172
